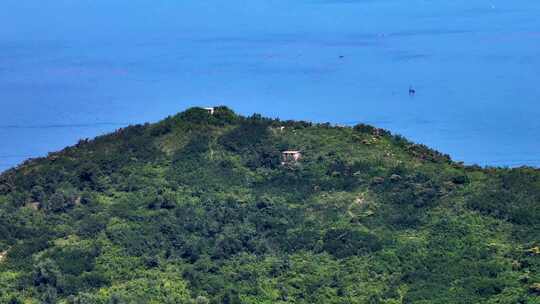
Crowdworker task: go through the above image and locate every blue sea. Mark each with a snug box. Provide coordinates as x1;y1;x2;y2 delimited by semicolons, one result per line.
1;0;540;172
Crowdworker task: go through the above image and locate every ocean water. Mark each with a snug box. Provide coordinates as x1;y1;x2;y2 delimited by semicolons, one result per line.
1;0;540;172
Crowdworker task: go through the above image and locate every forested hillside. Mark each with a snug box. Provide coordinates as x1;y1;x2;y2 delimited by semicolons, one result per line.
0;107;538;303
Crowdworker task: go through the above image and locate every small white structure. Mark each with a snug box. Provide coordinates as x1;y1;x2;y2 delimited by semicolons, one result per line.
204;107;215;115
282;150;302;164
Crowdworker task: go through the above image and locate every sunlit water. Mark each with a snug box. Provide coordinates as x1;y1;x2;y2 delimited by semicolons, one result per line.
1;0;540;172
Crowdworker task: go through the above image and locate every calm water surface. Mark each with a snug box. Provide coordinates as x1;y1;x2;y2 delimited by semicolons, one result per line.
1;0;540;171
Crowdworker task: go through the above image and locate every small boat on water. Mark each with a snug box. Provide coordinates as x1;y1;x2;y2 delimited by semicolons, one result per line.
409;86;416;96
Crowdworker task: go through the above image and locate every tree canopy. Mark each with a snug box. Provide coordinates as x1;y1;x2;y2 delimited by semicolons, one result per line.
0;107;538;303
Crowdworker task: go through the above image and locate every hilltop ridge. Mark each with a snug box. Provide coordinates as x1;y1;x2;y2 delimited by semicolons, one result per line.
0;107;538;303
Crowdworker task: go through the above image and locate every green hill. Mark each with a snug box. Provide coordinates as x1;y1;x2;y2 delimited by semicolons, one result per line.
0;107;538;303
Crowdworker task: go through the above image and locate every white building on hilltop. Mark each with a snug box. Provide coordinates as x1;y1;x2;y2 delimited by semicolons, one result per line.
204;107;215;115
282;150;302;164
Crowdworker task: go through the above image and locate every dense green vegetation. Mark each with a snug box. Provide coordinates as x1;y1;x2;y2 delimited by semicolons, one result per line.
0;106;538;303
